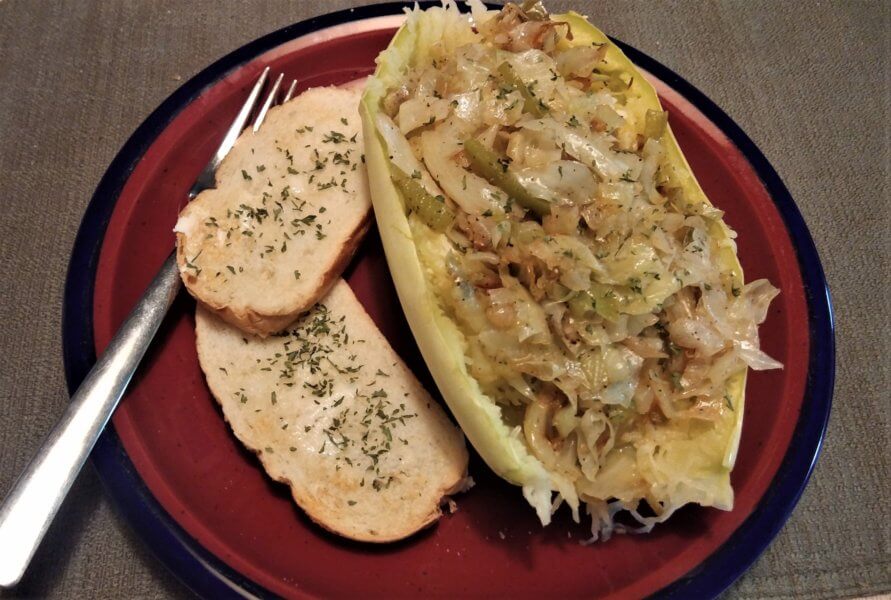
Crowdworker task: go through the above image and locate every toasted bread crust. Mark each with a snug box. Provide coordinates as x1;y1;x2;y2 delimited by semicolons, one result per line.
195;281;469;542
175;85;370;336
178;210;371;336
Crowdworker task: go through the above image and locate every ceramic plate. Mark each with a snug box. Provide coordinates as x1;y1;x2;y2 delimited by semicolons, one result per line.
62;3;834;598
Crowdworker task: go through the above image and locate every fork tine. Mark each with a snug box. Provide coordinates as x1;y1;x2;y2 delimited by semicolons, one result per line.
282;79;298;103
252;73;284;132
188;66;270;198
211;67;269;169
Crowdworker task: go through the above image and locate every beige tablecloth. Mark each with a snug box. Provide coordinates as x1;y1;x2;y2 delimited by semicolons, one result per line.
0;1;888;598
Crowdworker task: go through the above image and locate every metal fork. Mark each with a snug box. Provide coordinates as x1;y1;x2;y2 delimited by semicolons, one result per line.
0;67;298;588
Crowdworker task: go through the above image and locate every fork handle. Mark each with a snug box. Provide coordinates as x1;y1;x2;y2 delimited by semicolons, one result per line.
0;252;181;588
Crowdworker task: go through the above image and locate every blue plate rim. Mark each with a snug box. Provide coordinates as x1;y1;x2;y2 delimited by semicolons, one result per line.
61;3;835;598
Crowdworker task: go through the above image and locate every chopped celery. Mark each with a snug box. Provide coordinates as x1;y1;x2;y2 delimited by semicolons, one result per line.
589;283;621;322
390;166;455;231
497;62;547;117
568;289;597;318
463;139;551;217
568;284;620;323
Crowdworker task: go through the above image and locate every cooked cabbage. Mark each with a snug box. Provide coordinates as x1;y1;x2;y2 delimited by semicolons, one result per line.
361;1;782;541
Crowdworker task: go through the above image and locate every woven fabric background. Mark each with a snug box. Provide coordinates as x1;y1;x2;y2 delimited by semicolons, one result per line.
0;1;887;598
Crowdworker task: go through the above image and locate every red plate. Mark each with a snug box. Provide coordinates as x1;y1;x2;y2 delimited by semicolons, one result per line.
64;4;832;598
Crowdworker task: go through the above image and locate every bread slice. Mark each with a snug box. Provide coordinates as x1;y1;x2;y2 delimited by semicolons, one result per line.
195;279;470;542
175;86;371;336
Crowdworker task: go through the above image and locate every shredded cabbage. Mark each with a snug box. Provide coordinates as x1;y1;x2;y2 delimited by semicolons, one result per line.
366;1;782;541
